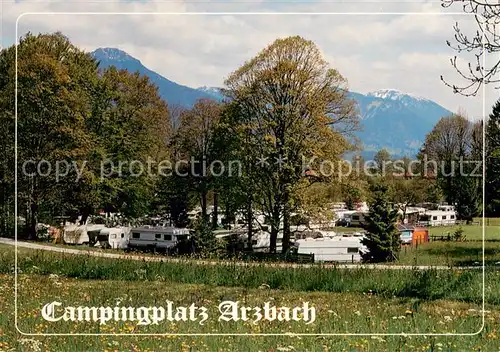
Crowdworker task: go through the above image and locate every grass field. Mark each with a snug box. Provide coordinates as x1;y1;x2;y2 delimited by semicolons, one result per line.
339;222;499;241
395;224;500;266
2;222;499;350
397;241;500;266
3;244;499;303
2;274;498;351
1;244;500;351
474;217;500;227
428;225;500;241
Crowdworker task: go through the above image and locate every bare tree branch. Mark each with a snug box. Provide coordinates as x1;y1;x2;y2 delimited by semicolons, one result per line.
441;0;500;96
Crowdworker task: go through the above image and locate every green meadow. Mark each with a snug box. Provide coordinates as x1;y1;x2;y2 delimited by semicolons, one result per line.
0;244;499;351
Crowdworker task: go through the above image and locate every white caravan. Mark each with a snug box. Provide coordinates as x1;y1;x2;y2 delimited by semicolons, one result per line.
438;205;455;212
419;210;457;226
97;227;131;249
128;226;190;252
344;212;368;227
334;209;356;225
295;236;367;262
63;224;106;245
252;231;285;252
215;229;288;252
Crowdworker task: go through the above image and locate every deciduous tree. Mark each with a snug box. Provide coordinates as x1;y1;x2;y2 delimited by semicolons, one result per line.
224;36;358;253
175;98;223;225
420;112;482;220
96;67;170;219
1;32;100;239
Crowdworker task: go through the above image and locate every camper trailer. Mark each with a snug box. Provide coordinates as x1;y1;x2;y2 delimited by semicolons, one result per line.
214;229;288;253
247;230;285;252
397;208;424;225
97;227;131;249
334;209;356;226
63;224;106;245
295;236;367;262
419;210;456;226
128;226;190;252
355;202;369;212
344;211;368;227
438;205;455;212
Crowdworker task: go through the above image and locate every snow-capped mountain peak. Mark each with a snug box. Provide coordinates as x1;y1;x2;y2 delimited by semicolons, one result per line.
197;86;225;100
91;48;138;63
197;86;221;94
367;88;429;102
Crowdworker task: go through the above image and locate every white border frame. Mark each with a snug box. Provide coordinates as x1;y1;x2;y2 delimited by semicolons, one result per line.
14;11;486;337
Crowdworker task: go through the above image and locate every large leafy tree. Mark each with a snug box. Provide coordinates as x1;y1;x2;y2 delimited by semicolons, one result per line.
373;148;392;175
0;32;100;239
224;36;358;253
341;154;369;210
294;182;341;228
214;102;263;249
361;182;401;263
153;104;194;227
0;32;172;238
0;48;16;236
420;112;482;220
96;67;170;219
391;177;427;220
174;98;223;225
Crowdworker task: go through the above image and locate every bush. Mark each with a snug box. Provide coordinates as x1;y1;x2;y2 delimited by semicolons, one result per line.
191;219;226;257
453;227;465;241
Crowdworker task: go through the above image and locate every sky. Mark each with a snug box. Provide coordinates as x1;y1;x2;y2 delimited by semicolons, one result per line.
1;0;498;119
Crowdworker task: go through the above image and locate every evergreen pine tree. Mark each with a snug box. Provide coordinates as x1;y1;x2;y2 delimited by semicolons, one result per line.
361;182;401;262
486;99;500;216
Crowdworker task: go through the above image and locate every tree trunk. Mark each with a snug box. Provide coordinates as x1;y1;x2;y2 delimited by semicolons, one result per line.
0;180;4;234
201;186;208;223
212;191;218;229
270;225;278;254
282;185;292;253
223;198;235;229
246;196;253;251
269;207;280;253
282;201;291;254
23;201;29;239
29;201;38;240
79;206;90;226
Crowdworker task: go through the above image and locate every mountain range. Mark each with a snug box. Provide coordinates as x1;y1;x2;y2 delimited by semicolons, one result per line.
91;48;452;158
92;48;213;107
